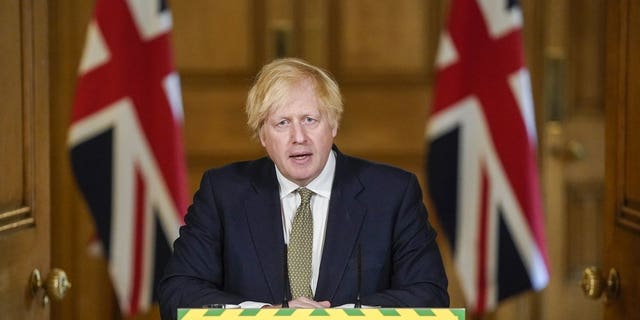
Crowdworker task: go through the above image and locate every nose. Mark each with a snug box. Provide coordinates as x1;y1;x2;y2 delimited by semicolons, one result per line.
291;123;307;143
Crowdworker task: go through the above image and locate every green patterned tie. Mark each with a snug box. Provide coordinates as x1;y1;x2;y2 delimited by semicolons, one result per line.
288;187;314;299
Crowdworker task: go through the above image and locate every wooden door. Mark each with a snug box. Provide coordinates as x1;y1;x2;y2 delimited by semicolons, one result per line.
602;0;640;317
538;0;606;318
0;0;53;318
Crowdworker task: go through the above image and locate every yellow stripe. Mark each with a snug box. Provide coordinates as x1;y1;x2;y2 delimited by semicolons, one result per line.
179;309;209;320
178;308;464;320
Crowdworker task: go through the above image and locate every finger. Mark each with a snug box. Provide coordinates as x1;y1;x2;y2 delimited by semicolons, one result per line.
288;298;327;308
317;301;331;308
288;300;312;308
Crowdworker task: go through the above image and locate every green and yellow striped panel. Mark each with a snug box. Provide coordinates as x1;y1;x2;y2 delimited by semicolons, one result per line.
178;308;465;320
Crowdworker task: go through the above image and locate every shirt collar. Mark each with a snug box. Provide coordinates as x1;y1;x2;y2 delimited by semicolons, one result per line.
276;150;336;199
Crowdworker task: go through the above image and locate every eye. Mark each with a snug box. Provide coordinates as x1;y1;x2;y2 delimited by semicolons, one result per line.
303;116;317;124
275;119;289;127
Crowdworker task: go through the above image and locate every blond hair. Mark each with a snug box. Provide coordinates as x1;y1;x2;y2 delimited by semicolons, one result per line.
246;58;343;139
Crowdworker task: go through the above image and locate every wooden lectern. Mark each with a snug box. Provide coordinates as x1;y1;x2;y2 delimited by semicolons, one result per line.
177;308;465;320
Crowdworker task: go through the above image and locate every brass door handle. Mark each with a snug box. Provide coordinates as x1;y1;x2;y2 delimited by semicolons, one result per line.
581;266;619;301
550;139;586;161
30;268;72;306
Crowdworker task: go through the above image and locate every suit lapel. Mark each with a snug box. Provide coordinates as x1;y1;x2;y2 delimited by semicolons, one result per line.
315;150;366;301
244;158;286;303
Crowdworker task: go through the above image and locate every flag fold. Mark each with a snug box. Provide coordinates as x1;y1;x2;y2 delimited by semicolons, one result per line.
426;0;549;314
68;0;187;315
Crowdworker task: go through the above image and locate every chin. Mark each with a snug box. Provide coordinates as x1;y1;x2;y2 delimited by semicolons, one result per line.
289;173;314;185
292;176;312;184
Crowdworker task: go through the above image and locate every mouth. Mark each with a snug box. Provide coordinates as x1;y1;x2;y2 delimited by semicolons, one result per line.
289;152;312;161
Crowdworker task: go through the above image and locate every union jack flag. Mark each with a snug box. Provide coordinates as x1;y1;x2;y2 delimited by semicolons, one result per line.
426;0;549;314
68;0;187;315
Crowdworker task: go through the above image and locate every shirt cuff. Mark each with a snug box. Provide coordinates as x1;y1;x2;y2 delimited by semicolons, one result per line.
239;301;271;309
335;303;379;308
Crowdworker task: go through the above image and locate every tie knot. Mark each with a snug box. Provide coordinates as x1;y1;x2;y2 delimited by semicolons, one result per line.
297;187;313;204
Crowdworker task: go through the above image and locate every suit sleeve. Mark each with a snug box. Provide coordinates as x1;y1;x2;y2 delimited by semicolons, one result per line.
158;171;243;320
361;175;450;308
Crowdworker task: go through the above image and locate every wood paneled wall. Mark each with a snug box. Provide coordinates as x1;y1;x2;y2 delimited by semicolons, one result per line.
0;0;51;317
49;0;119;319
170;0;447;194
48;1;549;319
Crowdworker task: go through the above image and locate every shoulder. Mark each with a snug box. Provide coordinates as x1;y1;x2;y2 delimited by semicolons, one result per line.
201;156;272;183
336;151;425;212
341;152;415;179
339;152;417;187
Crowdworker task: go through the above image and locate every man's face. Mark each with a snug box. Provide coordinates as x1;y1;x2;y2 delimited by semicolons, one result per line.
259;79;337;186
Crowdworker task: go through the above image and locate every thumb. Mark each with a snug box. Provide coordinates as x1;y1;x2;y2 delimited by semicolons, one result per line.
318;301;331;308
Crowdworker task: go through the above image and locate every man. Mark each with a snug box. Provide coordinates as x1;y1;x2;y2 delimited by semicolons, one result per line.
158;58;449;320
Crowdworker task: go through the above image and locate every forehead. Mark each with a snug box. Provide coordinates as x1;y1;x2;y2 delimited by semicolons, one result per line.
269;80;322;116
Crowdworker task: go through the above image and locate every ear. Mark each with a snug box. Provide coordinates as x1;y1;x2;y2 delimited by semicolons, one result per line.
259;128;267;147
331;126;337;138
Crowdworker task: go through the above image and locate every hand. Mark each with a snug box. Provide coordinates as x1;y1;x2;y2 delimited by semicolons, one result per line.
263;297;331;308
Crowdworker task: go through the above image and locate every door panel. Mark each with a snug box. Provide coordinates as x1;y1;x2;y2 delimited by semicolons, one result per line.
0;0;51;318
540;0;606;319
0;0;24;209
604;0;640;317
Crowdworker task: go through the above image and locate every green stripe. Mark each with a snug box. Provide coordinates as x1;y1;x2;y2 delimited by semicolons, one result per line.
343;309;365;316
239;309;261;316
204;309;226;316
309;309;330;316
274;309;297;316
378;309;400;316
414;309;436;316
450;309;466;319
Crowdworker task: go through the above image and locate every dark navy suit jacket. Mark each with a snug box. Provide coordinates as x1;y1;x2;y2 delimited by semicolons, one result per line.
158;148;449;319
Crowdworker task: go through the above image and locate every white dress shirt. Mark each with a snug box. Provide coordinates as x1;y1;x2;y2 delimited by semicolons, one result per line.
277;150;335;294
238;151;335;308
